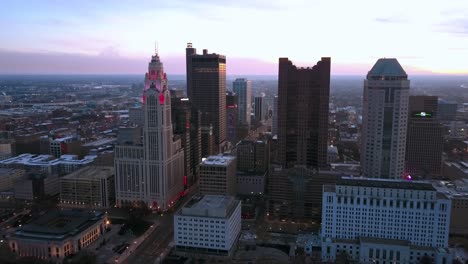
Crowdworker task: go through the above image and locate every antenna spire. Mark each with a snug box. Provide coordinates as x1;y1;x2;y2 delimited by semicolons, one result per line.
155;41;159;55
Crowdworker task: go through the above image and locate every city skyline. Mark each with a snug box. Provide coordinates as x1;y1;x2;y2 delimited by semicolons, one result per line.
1;0;468;75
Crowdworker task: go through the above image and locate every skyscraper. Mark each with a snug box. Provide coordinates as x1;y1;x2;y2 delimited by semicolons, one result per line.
406;96;443;178
233;78;252;127
254;96;264;122
361;58;410;179
186;43;227;153
277;57;331;169
115;51;185;210
272;95;278;137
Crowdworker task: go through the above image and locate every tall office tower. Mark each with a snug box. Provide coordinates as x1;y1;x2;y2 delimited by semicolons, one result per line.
114;51;185;210
277;57;331;169
236;139;269;174
186;43;227;153
406;96;444;178
226;91;238;144
272;95;278;137
171;91;202;187
361;58;409;179
233;78;252;127
321;177;452;263
254;96;264;122
199;155;236;196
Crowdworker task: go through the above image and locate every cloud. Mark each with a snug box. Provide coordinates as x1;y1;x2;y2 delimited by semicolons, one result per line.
375;17;408;23
441;18;468;35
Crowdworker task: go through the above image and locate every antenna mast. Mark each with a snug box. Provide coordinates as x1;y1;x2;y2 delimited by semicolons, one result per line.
155;41;159;55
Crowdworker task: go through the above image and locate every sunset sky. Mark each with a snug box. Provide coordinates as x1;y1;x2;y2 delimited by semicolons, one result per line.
1;0;467;75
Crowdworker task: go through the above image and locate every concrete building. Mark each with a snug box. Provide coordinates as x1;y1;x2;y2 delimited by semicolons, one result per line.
129;107;144;126
432;179;468;236
13;172;59;200
226;91;238;144
272;95;278;137
199;155;236;196
361;58;410;179
277;57;330;169
235;171;266;195
60;166;115;208
0;168;24;191
116;126;141;145
186;43;227;153
9;209;108;261
49;135;81;158
406;96;444;178
115;51;185;210
321;177;452;263
174;195;241;256
233;78;251;127
0;153;96;176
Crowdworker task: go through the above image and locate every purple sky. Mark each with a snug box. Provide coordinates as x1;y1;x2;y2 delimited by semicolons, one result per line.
1;0;467;75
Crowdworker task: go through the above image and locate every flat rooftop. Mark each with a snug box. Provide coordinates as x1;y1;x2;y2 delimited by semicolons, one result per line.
83;138;116;147
360;237;411;247
201;155;236;167
62;166;114;180
179;195;240;218
14;209;104;241
338;177;436;191
0;153;96;166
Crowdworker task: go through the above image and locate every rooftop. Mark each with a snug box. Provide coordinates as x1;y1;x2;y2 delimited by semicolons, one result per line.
14;209;104;241
201;155;236;167
367;58;407;78
337;177;436;191
83;138;116;147
0;153;96;167
179;194;240;218
61;166;114;180
360;237;410;247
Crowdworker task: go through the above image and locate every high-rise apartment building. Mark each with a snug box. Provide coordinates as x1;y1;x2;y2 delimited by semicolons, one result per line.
171;91;202;187
361;58;409;179
233;78;251;127
114;51;185;210
321;177;452;263
186;43;227;153
199;155;236;196
277;57;330;169
226;91;238;144
254;96;264;122
406;96;444;178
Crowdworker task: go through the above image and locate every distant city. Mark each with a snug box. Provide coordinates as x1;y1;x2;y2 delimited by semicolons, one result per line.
0;29;468;264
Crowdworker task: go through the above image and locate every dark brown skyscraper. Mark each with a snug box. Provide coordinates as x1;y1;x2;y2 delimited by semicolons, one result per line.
186;43;227;154
406;95;443;178
277;57;331;169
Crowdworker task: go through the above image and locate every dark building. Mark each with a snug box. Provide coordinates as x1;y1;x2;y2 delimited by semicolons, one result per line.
186;43;227;154
406;96;444;178
236;139;270;174
254;96;265;122
226;91;238;144
171;91;202;187
277;57;331;169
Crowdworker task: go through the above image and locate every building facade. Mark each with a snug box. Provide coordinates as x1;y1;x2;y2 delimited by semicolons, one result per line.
254;96;264;122
321;177;452;263
272;95;278;137
361;58;410;179
226;91;238;144
277;57;330;169
114;52;185;210
233;78;251;127
9;210;108;261
406;96;444;178
186;43;227;153
199;155;236;196
174;195;241;255
60;166;115;208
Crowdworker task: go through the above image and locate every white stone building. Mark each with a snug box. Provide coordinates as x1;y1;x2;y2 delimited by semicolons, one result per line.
174;195;241;255
321;177;453;263
114;51;185;210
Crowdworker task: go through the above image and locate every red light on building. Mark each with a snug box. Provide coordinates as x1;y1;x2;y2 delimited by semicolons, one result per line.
159;93;165;105
226;104;238;109
186;121;190;129
183;175;187;186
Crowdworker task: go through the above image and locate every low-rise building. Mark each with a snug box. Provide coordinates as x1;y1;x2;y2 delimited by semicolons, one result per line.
174;195;241;256
60;166;115;208
0;168;24;191
9;209;107;261
199;155;236;196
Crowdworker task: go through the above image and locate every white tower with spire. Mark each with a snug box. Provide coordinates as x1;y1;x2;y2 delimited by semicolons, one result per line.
115;50;185;210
